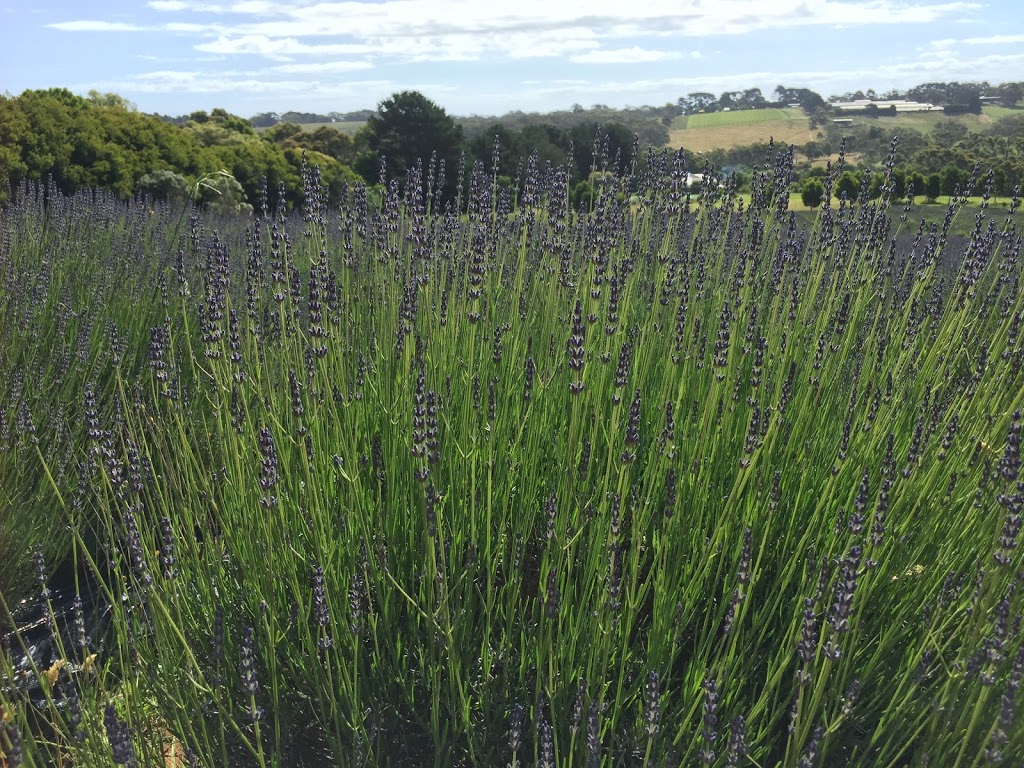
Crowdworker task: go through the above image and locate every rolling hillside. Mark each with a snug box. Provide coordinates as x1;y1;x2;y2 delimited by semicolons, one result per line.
669;105;1016;153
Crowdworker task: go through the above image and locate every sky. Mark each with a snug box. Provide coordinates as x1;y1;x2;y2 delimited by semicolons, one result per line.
2;0;1023;118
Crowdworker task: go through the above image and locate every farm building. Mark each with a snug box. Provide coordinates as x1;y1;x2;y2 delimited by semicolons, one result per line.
831;99;942;113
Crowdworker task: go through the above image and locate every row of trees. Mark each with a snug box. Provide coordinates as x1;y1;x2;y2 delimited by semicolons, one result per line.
799;166;980;208
676;81;1024;119
676;85;827;115
247;109;374;128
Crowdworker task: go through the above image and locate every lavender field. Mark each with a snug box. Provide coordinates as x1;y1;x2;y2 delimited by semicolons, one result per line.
1;142;1023;767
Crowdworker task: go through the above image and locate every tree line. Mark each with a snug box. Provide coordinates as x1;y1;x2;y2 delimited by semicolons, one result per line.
2;84;1021;212
0;89;666;210
677;81;1023;116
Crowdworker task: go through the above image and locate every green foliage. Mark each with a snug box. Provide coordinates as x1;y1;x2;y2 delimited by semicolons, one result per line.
908;172;926;200
773;85;827;111
941;164;971;196
801;177;824;208
677;92;719;114
905;81;988;111
280;110;336;124
997;82;1024;107
209;107;256;137
800;140;832;161
869;172;884;199
866;168;907;200
136;169;191;203
568;121;636;178
931;119;970;146
458;104;670;149
249;111;281;129
0;89;363;212
357;90;465;198
0;88;203;197
3;149;1024;767
86;90;137;111
0;95;29;202
195;169;250;214
297;149;363;204
703;142;776;171
835;170;862;201
466;120;641;192
264;124;356;165
262;122;304;144
186;120;255;148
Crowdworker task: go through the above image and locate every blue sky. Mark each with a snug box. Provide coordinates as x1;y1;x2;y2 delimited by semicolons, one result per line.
2;0;1022;118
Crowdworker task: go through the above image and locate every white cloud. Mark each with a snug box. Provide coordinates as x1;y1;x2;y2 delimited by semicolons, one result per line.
48;20;148;31
46;0;1010;116
261;2;947;40
570;47;683;64
166;22;217;32
147;1;190;10
76;0;980;65
500;44;1024;112
229;1;279;15
962;33;1024;45
91;69;391;96
194;35;375;57
149;0;282;11
272;60;374;74
927;32;1024;51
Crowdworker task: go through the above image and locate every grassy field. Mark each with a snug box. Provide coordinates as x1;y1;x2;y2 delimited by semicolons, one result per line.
2;145;1024;766
667;104;1019;153
847;105;1017;135
722;192;1021;234
669;116;818;153
686;108;804;128
975;104;1019;120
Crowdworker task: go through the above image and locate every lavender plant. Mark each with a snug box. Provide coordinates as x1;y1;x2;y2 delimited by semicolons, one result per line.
0;143;1023;767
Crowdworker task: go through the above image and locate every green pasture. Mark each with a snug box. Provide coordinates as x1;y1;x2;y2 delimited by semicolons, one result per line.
686;108;804;129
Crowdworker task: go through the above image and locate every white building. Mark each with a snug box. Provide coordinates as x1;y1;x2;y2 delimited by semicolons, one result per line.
831;99;942;113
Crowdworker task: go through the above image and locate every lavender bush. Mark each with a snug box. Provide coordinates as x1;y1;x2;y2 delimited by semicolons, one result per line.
1;142;1023;766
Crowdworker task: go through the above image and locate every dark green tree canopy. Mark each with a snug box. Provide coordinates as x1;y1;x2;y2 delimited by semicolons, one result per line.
801;178;824;208
834;170;862;201
678;92;719;115
357;91;465;198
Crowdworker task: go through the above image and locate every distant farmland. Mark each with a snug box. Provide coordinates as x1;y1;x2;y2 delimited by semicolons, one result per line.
258;105;1019;155
669;108;815;152
667;104;1017;153
686;107;805;128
